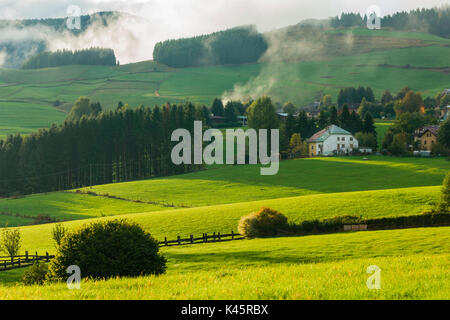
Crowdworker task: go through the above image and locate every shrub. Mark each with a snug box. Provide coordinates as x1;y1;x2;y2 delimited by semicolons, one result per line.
46;219;166;281
52;223;68;248
437;172;450;213
0;228;21;259
238;207;288;238
22;262;49;285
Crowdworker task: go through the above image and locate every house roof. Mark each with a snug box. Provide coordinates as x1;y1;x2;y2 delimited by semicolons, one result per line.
308;125;352;143
414;125;440;137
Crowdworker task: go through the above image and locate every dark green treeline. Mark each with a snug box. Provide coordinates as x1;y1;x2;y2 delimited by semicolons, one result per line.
0;103;210;196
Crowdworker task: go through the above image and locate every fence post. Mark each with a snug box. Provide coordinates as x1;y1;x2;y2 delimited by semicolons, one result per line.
46;252;49;262
213;232;216;242
205;233;208;243
3;260;5;270
177;235;181;245
231;230;234;240
165;237;168;246
190;235;194;244
18;257;21;267
218;232;221;241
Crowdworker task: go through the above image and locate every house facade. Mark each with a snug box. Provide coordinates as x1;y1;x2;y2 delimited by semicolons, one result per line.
414;125;440;151
308;125;359;156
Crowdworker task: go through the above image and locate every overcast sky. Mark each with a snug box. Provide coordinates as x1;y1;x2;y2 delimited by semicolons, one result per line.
1;0;449;34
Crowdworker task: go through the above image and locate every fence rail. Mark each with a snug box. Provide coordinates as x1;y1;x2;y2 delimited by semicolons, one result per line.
0;231;243;272
159;231;244;247
0;251;54;271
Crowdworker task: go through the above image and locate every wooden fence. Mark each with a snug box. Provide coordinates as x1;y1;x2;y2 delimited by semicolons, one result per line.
0;231;243;272
0;252;54;271
159;231;244;247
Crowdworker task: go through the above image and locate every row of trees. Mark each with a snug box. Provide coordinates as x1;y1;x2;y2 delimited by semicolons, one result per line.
330;7;450;38
22;48;117;69
337;86;375;106
153;26;268;68
0;98;210;196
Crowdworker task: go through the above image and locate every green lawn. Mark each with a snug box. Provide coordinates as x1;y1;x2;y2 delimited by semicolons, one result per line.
0;156;446;228
0;191;174;226
1;227;449;299
375;120;394;145
0;185;440;254
80;156;448;207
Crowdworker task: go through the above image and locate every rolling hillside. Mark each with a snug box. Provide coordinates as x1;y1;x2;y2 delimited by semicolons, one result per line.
0;28;449;139
0;156;447;249
1;227;449;299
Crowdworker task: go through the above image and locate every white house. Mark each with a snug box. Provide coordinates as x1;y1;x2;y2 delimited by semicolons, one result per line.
308;125;359;156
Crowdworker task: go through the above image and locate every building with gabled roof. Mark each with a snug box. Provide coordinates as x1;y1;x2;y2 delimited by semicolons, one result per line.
414;125;440;151
307;125;359;156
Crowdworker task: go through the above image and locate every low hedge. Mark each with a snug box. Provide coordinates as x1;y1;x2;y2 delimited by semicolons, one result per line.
284;212;450;236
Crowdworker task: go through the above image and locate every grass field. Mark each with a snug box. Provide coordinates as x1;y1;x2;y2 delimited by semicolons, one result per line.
0;26;449;299
1;227;449;299
1;185;441;252
0;156;447;228
0;154;447;299
0;28;449;139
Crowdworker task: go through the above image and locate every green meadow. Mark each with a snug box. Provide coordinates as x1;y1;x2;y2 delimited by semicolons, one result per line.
0;154;448;299
0;156;447;228
1;227;449;299
78;156;448;207
1;28;449;139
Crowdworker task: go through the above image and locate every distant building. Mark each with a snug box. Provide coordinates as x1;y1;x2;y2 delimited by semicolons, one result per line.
237;115;247;126
441;105;450;122
276;112;289;122
414;125;440;151
308;125;359;156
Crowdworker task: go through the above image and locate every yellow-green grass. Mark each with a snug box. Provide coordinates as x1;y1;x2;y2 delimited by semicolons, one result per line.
4;186;441;254
1;255;448;299
375;120;394;145
1;156;445;228
1;227;449;299
0;192;174;227
79;156;448;207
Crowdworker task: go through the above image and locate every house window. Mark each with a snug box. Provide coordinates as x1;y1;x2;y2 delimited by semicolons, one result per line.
341;144;345;148
342;137;345;141
337;137;340;141
311;145;314;150
350;137;353;141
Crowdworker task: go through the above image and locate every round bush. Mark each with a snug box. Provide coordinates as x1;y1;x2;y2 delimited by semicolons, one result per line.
46;220;166;281
22;262;49;285
238;207;288;238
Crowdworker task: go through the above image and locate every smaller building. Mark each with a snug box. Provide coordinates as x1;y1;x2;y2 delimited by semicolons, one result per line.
308;125;359;156
414;125;440;151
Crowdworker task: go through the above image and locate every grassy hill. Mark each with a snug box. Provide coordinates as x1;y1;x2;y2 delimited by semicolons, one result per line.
0;28;449;139
0;155;447;299
0;156;447;227
1;227;449;299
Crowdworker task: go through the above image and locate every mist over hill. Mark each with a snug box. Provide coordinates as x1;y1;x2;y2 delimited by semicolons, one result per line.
0;11;147;68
